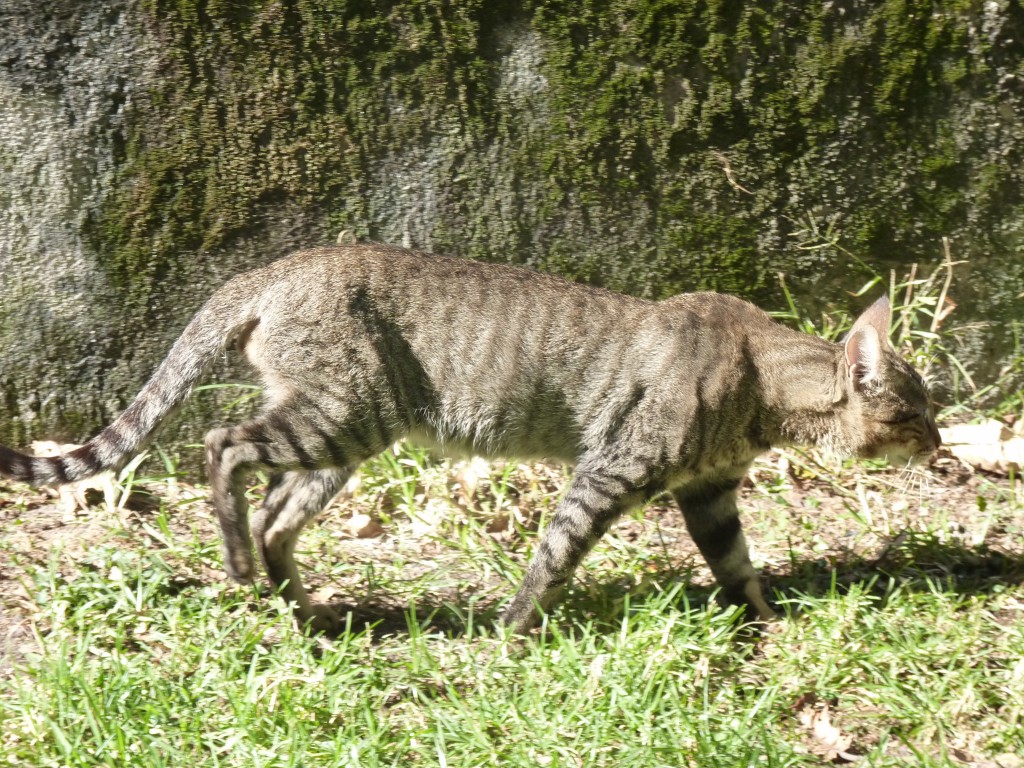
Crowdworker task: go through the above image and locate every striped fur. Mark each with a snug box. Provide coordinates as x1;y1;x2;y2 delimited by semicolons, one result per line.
0;245;940;633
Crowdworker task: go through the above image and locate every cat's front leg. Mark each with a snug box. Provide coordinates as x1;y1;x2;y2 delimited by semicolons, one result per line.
671;474;776;622
502;464;652;633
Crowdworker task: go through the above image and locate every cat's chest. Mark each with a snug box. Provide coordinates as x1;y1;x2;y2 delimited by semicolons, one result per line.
664;436;763;487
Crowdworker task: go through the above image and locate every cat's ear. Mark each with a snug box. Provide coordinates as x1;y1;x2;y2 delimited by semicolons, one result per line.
844;296;892;388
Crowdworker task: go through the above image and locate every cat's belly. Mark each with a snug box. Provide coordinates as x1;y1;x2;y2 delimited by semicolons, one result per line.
405;425;578;464
662;442;762;489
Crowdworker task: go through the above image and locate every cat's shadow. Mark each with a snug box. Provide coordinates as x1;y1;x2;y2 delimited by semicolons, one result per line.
318;600;489;643
767;532;1024;603
319;535;1024;642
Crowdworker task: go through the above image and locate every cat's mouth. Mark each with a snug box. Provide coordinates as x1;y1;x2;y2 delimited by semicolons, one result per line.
859;440;938;466
882;444;938;467
903;451;935;467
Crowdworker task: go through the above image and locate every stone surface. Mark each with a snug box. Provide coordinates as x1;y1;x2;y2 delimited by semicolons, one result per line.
1;1;1022;460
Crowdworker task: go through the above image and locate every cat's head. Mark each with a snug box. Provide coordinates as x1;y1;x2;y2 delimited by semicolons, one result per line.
838;296;942;463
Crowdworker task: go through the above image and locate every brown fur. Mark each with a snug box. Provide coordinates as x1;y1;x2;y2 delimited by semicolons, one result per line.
0;244;940;633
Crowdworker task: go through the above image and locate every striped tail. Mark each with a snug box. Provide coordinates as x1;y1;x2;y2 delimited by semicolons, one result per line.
0;303;250;488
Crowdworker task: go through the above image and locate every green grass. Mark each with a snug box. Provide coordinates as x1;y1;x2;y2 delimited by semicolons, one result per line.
1;447;1022;767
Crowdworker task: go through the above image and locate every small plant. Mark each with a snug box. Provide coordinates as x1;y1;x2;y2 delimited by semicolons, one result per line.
192;382;264;410
359;442;452;525
778;221;1024;421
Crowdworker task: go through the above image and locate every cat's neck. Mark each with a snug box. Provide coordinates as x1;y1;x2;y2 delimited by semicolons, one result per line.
752;327;849;453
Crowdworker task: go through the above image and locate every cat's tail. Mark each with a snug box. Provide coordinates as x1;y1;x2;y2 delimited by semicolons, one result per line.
0;294;257;488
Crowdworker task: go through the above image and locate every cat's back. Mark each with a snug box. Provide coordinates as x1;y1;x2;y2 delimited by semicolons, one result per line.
226;247;784;353
232;247;783;368
235;243;652;335
658;290;776;330
246;244;630;300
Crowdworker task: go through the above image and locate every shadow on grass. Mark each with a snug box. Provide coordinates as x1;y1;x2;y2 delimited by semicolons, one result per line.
767;531;1024;603
313;532;1024;641
319;598;498;643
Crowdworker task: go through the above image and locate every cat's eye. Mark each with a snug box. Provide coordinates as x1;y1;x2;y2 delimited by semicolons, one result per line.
884;412;921;425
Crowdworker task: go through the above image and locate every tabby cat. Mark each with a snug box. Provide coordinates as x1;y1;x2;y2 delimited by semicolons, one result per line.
0;244;940;633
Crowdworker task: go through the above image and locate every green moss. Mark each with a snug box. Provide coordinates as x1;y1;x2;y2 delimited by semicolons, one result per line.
87;1;1017;296
0;0;1014;450
78;0;1020;339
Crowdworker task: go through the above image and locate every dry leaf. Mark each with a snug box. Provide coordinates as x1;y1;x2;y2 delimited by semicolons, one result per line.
452;457;491;505
993;754;1024;768
934;295;957;328
939;421;1024;474
486;514;511;535
795;694;859;762
409;497;449;537
343;513;384;538
31;440;118;515
311;585;340;602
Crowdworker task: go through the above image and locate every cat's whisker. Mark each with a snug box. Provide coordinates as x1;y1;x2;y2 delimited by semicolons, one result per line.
902;463;932;504
906;472;918;498
920;467;932;500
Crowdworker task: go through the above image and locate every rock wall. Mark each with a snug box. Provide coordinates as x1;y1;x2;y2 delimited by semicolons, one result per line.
1;0;1022;454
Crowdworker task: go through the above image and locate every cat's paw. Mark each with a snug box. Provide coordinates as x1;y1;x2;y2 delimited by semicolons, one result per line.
300;604;342;636
222;550;256;584
500;599;544;636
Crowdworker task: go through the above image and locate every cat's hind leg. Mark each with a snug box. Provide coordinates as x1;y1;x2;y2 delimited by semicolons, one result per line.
251;468;353;633
671;476;776;621
204;404;386;631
